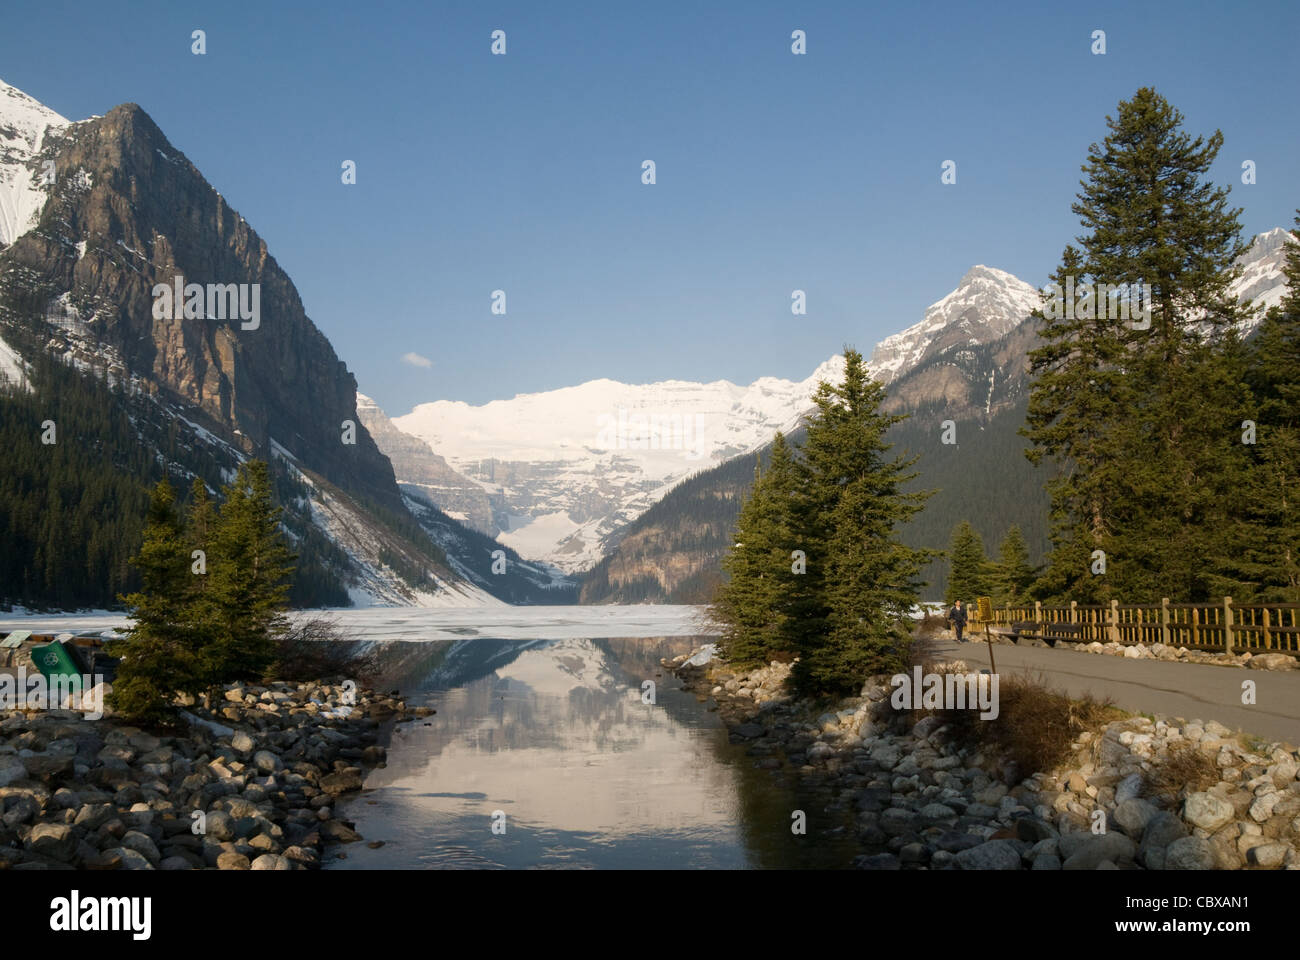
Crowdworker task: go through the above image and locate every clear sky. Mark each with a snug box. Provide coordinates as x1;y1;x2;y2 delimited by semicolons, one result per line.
3;0;1297;411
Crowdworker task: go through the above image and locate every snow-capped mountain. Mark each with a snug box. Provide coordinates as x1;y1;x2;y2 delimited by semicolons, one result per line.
388;359;844;573
0;79;70;249
378;230;1293;575
1234;227;1294;320
868;265;1040;383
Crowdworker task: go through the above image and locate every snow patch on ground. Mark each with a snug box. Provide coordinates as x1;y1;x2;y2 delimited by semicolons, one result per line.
0;330;31;391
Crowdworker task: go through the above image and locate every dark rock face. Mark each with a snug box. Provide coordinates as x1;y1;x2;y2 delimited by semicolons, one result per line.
1;103;402;515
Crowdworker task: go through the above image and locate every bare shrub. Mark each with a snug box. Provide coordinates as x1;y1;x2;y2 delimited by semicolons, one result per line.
913;665;1116;776
1143;740;1220;800
272;616;379;683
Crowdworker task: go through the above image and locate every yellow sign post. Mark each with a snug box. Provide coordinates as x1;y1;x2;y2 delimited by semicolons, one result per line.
978;596;996;674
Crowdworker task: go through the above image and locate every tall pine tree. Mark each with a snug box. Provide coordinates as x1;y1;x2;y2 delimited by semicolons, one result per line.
944;520;992;605
712;435;799;666
789;349;934;695
110;479;202;724
1025;88;1249;601
202;460;296;685
990;524;1035;605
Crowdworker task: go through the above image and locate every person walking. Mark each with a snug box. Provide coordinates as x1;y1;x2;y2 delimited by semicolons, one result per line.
947;599;968;642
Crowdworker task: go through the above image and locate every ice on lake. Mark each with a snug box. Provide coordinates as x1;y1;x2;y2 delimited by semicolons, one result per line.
0;604;720;642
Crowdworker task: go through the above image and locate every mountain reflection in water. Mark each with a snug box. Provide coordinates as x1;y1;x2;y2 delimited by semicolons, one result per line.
327;635;858;869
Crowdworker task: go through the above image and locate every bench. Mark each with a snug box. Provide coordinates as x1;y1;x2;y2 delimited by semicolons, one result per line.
1007;620;1086;646
1043;623;1087;642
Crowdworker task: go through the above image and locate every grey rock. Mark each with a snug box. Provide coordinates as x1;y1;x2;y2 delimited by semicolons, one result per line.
1113;798;1158;838
1115;773;1144;804
880;808;918;837
954;839;1022;870
120;830;161;864
1184;792;1234;832
100;846;154;870
1062;833;1136;870
1015;818;1056;843
1164;836;1217;870
1139;812;1189;869
935;831;983;853
204;810;235;842
1245;842;1288;868
27;823;76;861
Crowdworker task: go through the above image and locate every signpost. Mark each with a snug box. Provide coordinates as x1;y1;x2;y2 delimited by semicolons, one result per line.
978;596;996;674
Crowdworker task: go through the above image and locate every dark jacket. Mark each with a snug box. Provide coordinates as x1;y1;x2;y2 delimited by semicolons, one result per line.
948;605;968;626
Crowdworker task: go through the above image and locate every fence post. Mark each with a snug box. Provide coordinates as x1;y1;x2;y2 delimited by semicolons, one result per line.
1161;597;1170;647
1191;606;1200;648
1070;600;1077;626
1034;600;1041;636
1224;597;1234;656
1262;607;1272;650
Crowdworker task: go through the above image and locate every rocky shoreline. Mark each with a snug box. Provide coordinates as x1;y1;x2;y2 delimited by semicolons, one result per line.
1;679;430;870
666;648;1300;870
1054;638;1297;671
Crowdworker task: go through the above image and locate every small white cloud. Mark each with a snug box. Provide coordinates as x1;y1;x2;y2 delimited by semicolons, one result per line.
402;352;433;369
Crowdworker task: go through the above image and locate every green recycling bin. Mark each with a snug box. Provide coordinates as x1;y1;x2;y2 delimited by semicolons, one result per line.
30;640;86;693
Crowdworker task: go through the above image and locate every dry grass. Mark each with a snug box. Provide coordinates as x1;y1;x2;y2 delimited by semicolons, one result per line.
915;665;1116;776
1143;741;1220;799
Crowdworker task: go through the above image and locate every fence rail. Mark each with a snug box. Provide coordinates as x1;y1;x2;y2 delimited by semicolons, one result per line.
987;598;1300;657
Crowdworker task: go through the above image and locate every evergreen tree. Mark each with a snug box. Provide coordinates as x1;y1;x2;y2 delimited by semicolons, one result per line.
1232;213;1300;600
788;348;935;695
1025;88;1249;601
713;435;798;666
202;461;296;685
944;521;991;605
109;480;201;724
990;524;1035;605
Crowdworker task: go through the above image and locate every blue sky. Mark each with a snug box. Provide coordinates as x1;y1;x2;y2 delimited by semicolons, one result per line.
4;0;1298;411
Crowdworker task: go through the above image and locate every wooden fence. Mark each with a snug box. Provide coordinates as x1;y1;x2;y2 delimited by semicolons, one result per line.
986;598;1300;657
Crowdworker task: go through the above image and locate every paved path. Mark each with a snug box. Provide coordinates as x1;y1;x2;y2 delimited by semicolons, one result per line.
922;634;1300;745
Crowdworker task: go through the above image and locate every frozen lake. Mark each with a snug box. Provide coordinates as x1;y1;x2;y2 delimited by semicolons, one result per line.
0;604;720;642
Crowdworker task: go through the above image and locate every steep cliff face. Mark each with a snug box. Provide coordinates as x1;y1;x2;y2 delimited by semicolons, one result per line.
0;84;516;608
356;393;501;535
0;101;401;516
